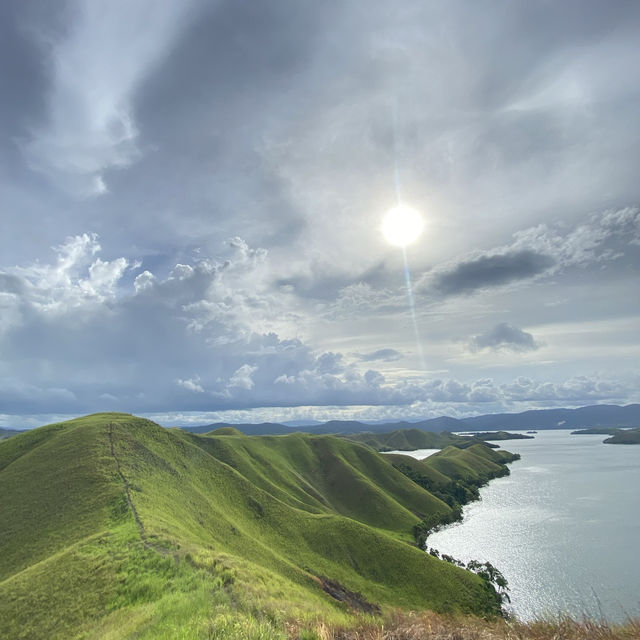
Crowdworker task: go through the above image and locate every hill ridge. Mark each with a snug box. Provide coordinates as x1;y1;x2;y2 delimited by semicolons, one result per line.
108;422;148;545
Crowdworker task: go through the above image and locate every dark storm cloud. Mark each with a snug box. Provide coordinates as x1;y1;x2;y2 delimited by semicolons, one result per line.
471;323;540;353
0;1;68;138
0;235;408;414
431;250;554;296
418;206;640;300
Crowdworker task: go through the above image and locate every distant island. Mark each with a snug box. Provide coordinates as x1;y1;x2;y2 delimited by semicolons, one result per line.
571;426;640;444
604;428;640;444
571;427;622;435
460;431;534;442
571;427;640;444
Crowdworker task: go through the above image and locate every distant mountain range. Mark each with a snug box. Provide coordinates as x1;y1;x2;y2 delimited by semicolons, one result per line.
0;427;24;440
181;403;640;436
2;403;638;440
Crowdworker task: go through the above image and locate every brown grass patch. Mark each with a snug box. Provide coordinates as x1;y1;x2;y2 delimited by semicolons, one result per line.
289;610;640;640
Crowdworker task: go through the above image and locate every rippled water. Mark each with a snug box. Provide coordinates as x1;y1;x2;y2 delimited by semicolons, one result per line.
427;430;640;622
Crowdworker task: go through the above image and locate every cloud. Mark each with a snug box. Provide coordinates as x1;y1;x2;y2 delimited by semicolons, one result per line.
393;374;635;409
134;270;156;292
421;207;640;298
8;233;132;313
2;226;637;417
431;251;554;296
176;377;204;393
500;375;629;404
471;323;540;352
22;0;200;195
357;348;403;362
228;364;258;391
0;233;405;413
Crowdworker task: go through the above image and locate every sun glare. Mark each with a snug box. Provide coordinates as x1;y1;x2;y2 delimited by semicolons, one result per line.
381;204;424;247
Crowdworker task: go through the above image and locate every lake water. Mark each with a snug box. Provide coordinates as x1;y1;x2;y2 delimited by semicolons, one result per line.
426;430;640;622
382;448;440;459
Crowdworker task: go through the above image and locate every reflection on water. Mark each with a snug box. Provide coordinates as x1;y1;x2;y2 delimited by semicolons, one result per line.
427;430;640;622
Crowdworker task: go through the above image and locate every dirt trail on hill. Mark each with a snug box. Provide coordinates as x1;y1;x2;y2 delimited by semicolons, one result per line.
108;423;148;544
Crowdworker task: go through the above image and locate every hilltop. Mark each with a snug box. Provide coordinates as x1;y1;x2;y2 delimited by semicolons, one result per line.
0;412;515;639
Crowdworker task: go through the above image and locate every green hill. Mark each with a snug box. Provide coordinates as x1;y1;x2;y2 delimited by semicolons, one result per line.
0;413;513;639
206;426;246;436
341;428;469;451
340;428;525;452
385;444;520;536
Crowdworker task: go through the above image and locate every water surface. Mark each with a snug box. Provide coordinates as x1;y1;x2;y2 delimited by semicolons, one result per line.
382;448;440;459
427;430;640;622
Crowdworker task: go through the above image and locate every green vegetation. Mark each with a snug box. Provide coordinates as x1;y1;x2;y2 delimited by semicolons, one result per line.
571;427;623;435
604;428;640;444
427;549;510;605
0;413;516;639
341;428;468;451
341;428;502;451
341;427;532;454
571;426;640;443
464;430;534;441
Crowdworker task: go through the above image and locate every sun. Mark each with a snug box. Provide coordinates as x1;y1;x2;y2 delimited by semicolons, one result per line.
381;204;424;247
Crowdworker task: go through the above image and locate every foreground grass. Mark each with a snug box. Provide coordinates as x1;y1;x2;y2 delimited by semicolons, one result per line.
292;611;640;640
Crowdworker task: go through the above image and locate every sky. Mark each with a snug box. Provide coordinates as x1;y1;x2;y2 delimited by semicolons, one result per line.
2;0;640;428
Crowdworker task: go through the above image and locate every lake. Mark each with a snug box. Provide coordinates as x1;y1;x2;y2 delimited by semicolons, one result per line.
426;430;640;622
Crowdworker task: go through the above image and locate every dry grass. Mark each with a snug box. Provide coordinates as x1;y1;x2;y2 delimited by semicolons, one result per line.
288;611;640;640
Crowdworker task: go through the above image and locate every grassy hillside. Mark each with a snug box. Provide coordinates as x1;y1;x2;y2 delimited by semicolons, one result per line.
341;429;471;451
0;413;512;639
340;428;537;452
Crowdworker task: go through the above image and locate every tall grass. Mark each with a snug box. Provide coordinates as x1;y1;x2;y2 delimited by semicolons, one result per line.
295;610;640;640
